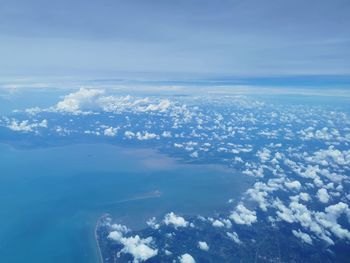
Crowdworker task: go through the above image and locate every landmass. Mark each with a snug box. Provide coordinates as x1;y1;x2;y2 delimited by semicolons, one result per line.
95;212;348;263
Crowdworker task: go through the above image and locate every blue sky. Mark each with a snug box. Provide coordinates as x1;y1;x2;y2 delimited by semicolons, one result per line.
0;0;349;78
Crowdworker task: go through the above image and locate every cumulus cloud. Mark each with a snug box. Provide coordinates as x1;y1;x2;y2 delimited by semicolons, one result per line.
256;148;271;162
316;202;350;241
163;212;189;228
292;229;313;245
284;180;302;191
190;151;199;158
273;199;350;245
136;131;158;140
7;119;48;132
243;166;264;178
212;220;225;228
56;88;105;113
299;192;311;202
146;217;160;230
324;202;350;220
161;131;172;138
246;179;284;212
230;204;257;225
306;146;350;166
317;188;330;203
104;126;118;137
179;253;196;263
226;232;242;244
140;99;171;112
119;235;158;263
124;131;135;139
247;186;269;211
51;88;175;116
108;224;158;263
110;223;129;233
198;241;209;251
222;219;232;228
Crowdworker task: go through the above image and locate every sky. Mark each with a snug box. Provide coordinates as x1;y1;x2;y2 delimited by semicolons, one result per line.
0;0;349;78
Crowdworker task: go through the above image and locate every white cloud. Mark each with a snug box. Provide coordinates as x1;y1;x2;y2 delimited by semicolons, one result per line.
25;106;42;115
146;217;160;230
226;231;242;244
50;89;177;116
163;212;189;228
299;192;311;202
306;146;350;166
317;188;330;203
110;223;129;233
274;199;295;224
256;148;271;162
161;131;172;138
7;119;48;132
212;220;225;228
136;131;158;140
56;88;105;113
124;131;135;139
8;120;32;132
179;253;196;263
39;119;48;128
246;187;269;211
324;202;350;220
292;229;313;245
141;99;171;112
272;199;350;245
119;235;158;263
190;151;199;158
108;225;158;263
315;202;350;241
222;219;232;228
230;204;257;225
243;166;264;177
104;126;118;136
198;241;209;251
284;180;301;191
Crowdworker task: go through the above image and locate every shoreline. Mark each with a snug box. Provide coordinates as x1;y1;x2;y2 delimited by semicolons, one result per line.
95;214;110;263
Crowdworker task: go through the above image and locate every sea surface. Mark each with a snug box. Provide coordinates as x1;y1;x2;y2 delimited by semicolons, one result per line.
0;143;251;263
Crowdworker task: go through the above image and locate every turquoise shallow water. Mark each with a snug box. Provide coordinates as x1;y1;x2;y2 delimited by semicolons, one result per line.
0;143;251;263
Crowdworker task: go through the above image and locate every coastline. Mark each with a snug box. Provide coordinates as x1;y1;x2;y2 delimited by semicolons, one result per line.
95;214;109;263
